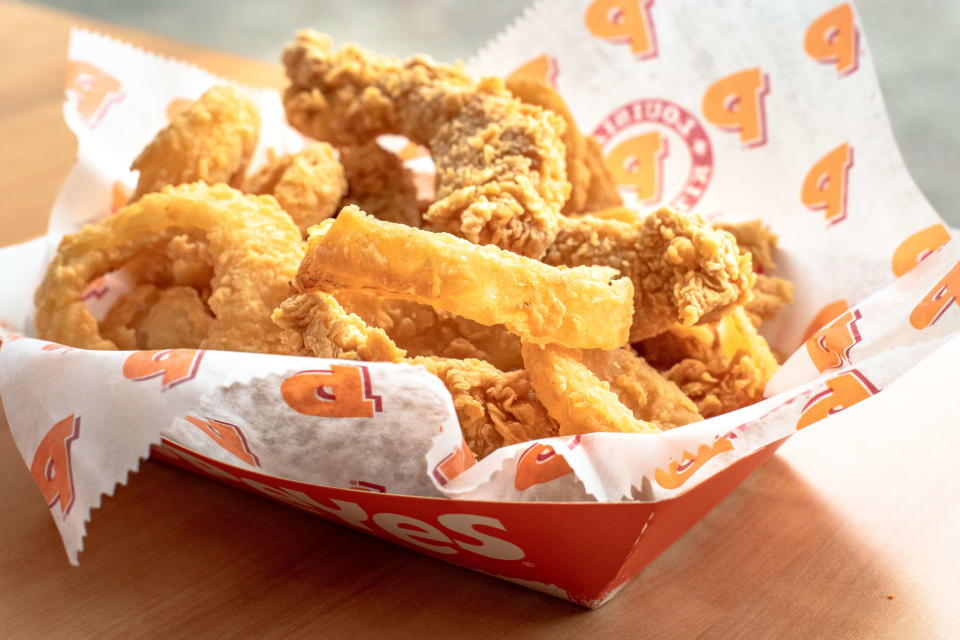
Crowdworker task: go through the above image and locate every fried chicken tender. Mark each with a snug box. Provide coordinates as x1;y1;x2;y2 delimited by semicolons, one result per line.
521;342;661;436
245;142;347;235
412;356;558;459
339;141;423;227
578;347;702;428
130;86;259;201
334;290;522;371
637;307;779;417
296;206;634;350
716;220;794;325
544;209;755;342
271;292;406;362
35;183;303;354
505;76;623;215
282;30;568;258
100;284;213;350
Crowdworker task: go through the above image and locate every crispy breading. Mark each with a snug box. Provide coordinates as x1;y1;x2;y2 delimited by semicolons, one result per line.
245;142;347;235
716;220;794;325
521;342;661;436
282;30;568;257
131;86;259;201
412;356;557;459
271;292;406;362
296;206;635;350
544;208;755;342
745;274;794;326
100;284;213;350
637;307;779;417
339;141;423;228
334;290;522;371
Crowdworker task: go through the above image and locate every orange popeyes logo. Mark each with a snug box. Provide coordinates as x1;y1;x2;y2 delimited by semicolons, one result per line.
804;3;859;76
30;414;82;519
514;439;578;491
433;438;478;486
184;416;260;467
796;369;878;429
585;0;657;59
891;224;950;277
281;365;382;418
654;432;737;490
603;131;667;203
805;308;863;373
506;54;559;88
701;68;769;147
910;259;960;330
122;349;205;391
64;60;124;127
802;299;849;343
801;142;853;225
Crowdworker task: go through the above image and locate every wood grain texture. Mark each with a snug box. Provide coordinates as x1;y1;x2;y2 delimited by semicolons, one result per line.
1;1;958;637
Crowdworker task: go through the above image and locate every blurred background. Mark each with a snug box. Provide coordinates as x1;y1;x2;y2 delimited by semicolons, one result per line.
28;0;960;222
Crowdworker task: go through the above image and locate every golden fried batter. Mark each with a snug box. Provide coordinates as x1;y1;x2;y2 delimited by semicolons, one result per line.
716;220;794;325
637;307;779;417
545;209;755;342
245;142;347;235
271;292;406;362
131;86;259;201
296;206;634;350
412;356;557;459
339;141;423;228
282;30;568;258
35;183;303;354
100;284;213;350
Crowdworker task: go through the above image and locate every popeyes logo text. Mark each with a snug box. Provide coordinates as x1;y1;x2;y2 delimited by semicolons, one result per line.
801;143;853;225
30;415;82;520
184;416;260;467
585;0;657;59
804;3;859;77
65;60;124;127
281;365;383;418
796;369;878;429
910;259;960;330
702;68;770;148
805;308;863;373
592;98;713;211
654;431;738;490
122;349;205;391
160;442;526;562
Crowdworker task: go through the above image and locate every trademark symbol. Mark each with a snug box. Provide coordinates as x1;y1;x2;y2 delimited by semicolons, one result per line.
522;561;535;568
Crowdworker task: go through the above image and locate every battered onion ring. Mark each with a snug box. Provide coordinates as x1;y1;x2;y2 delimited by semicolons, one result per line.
282;30;568;258
521;341;661;436
295;206;635;350
244;142;347;236
35;182;303;353
130;86;260;201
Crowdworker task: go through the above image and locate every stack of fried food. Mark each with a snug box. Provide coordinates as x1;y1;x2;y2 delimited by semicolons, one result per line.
34;31;794;460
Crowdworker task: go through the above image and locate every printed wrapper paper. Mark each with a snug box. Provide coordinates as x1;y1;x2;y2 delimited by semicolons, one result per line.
1;0;959;608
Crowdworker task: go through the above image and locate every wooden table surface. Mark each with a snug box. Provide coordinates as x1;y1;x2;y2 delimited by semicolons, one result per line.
1;1;958;637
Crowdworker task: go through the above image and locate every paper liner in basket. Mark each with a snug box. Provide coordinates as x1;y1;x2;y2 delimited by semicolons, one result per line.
1;0;958;606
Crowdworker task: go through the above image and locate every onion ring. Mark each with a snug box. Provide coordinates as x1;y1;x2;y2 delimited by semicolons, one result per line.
295;206;634;350
35;182;303;353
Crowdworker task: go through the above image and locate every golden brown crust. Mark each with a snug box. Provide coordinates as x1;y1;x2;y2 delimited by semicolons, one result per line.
281;30;568;257
339;141;422;228
131;86;259;201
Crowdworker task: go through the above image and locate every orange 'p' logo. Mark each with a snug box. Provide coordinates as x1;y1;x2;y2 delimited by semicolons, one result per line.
796;369;877;429
604;131;667;203
801;143;853;225
184;416;260;467
584;0;657;58
281;365;382;418
804;3;859;76
122;349;205;391
891;224;950;277
432;438;477;486
514;442;574;491
30;415;81;519
701;68;769;147
64;60;124;127
506;54;559;88
805;308;863;373
910;260;960;330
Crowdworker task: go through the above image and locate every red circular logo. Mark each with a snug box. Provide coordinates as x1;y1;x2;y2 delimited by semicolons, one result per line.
592;98;713;211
